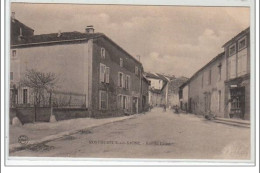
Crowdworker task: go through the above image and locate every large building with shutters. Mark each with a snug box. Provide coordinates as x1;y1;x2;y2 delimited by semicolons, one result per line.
10;16;149;118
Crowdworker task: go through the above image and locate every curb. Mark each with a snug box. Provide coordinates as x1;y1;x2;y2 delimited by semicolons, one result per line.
211;118;250;128
9;114;138;153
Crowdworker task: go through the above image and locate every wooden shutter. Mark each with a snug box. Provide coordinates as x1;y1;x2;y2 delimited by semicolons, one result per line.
106;67;110;83
100;64;105;82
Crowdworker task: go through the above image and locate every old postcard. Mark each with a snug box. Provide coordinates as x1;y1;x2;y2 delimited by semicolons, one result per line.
6;1;255;165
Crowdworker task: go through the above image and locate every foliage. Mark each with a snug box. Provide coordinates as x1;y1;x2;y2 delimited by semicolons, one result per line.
19;69;58;106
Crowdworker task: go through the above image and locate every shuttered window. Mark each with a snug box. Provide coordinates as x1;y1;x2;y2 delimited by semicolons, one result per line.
100;63;106;83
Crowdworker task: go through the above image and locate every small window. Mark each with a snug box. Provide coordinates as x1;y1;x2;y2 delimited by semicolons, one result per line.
125;75;130;90
120;58;123;67
23;88;28;104
229;44;236;56
12;50;16;57
10;72;13;80
135;66;139;75
101;48;106;58
218;63;222;81
99;90;108;110
238;37;247;50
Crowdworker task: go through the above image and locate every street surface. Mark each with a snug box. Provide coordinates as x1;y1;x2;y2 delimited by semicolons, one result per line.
11;108;250;160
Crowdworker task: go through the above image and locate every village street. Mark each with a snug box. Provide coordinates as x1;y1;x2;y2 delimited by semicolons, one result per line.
11;108;250;160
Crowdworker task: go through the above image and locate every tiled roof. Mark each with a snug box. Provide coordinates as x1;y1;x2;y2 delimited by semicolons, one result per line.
11;31;103;46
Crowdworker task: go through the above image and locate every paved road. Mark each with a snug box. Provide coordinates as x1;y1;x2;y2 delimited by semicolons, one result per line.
11;108;250;160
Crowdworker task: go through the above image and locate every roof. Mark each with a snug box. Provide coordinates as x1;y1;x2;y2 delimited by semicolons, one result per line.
144;72;169;82
222;27;250;48
11;31;103;46
180;52;225;88
12;18;34;32
11;31;142;66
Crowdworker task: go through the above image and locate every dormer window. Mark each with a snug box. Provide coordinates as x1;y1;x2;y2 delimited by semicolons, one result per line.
229;44;236;56
120;58;123;67
238;37;247;51
101;48;105;58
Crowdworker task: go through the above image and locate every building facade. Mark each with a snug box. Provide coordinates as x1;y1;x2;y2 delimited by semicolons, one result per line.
144;72;169;107
10;18;148;118
179;27;250;120
223;27;250;120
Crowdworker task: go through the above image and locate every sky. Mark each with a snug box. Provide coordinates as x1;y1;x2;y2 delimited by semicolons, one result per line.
11;3;250;78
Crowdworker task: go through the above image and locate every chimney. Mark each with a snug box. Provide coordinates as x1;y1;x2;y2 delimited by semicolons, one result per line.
85;25;94;33
11;12;15;22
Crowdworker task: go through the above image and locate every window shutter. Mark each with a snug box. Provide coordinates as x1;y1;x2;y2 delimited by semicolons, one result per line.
118;73;120;87
106;67;110;83
122;74;125;88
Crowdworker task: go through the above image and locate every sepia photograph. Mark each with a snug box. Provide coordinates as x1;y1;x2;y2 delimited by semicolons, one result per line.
5;1;256;165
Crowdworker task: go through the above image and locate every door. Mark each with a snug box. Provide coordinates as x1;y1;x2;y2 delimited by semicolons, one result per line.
132;97;138;114
230;87;245;119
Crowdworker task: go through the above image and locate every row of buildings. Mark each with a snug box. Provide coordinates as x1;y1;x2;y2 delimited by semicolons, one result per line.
10;13;150;119
144;72;188;108
179;27;250;120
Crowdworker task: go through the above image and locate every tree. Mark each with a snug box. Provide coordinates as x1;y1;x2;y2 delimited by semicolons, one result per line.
19;69;58;121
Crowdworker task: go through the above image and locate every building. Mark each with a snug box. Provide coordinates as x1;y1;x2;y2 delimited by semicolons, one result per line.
144;72;169;107
223;27;250;120
179;82;189;112
179;52;226;117
144;72;187;108
179;27;250;120
10;17;148;118
167;76;188;108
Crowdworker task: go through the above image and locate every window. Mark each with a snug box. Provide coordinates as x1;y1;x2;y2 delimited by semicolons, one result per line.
218;63;222;81
125;75;130;90
12;50;16;57
118;72;123;87
123;96;127;109
100;64;110;83
208;69;211;85
122;74;126;88
101;47;105;58
135;66;139;75
238;37;247;50
229;44;236;56
228;55;236;79
99;90;108;110
23;89;28;104
19;27;23;36
10;72;13;80
100;63;106;83
120;58;123;67
237;46;247;76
